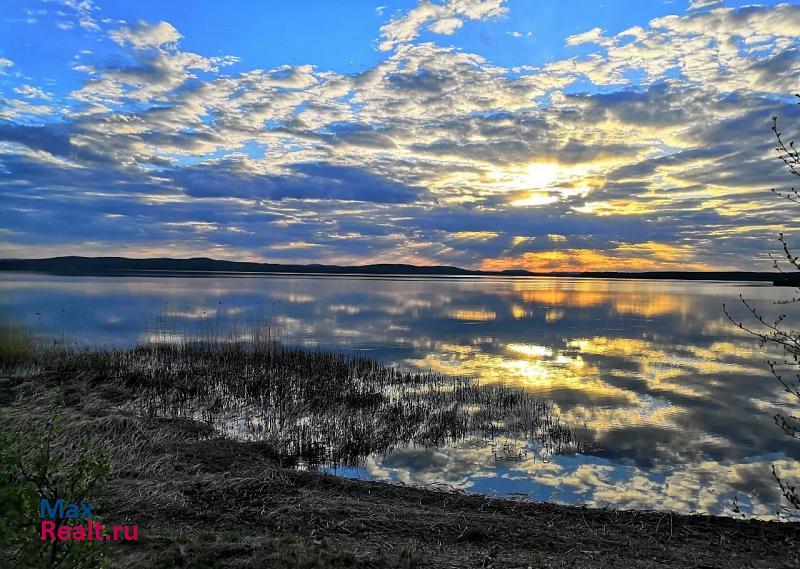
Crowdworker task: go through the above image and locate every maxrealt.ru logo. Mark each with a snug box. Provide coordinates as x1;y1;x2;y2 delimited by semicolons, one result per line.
40;499;138;542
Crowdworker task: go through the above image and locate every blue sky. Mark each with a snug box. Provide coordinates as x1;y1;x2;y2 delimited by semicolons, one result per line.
1;0;799;270
2;1;785;93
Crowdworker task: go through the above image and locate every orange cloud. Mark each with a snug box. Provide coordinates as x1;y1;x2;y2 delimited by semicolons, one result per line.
481;242;712;272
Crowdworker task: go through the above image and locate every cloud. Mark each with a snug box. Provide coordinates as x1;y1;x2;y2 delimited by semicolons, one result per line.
688;0;724;10
428;16;464;35
71;21;238;106
172;161;426;203
378;0;508;51
48;0;100;32
565;27;607;46
109;20;182;49
13;85;52;99
481;242;710;272
2;3;800;269
0;58;13;76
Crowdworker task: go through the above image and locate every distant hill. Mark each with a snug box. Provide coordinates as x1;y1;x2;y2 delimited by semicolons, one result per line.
0;256;503;276
0;256;794;284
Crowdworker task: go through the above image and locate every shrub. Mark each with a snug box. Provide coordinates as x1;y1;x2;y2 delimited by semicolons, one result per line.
0;417;112;569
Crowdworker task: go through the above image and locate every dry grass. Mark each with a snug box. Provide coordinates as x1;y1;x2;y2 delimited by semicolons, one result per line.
12;334;591;470
1;332;798;568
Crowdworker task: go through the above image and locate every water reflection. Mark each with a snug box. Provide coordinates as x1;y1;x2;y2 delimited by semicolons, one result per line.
116;343;588;469
1;272;798;517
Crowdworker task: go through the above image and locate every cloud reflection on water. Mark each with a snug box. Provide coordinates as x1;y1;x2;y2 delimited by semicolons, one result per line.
1;272;798;516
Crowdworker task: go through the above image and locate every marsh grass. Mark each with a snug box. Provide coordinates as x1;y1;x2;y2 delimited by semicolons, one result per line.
8;316;590;471
0;318;38;372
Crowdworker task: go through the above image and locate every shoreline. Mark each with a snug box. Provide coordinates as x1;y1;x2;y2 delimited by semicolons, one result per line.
1;341;798;568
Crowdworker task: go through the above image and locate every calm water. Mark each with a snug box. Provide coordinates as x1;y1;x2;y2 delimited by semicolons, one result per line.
2;271;799;517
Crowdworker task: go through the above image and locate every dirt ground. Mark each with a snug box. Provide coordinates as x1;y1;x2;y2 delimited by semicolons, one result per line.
2;369;798;569
105;436;800;569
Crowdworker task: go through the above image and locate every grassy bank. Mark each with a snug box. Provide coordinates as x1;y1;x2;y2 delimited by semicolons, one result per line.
0;335;798;568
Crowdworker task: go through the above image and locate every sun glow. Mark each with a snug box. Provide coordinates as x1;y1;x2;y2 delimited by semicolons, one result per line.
518;162;562;189
485;162;597;208
510;192;560;207
490;162;593;191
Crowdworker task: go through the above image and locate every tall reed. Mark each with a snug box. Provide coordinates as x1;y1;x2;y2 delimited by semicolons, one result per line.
7;315;592;470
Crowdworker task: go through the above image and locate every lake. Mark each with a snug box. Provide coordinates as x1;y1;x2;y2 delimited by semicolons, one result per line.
2;271;799;518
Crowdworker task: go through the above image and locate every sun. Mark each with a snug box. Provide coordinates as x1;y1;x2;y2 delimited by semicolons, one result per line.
491;162;562;191
486;162;594;207
519;162;561;189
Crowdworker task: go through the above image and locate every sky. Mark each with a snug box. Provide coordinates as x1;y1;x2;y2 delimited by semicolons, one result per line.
1;0;799;271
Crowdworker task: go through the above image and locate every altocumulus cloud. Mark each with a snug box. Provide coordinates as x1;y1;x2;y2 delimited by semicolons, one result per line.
1;0;800;269
173;162;426;203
